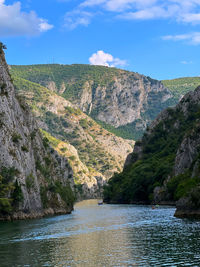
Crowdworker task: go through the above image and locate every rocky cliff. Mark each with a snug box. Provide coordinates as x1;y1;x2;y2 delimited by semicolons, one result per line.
104;85;200;218
10;64;174;139
0;45;75;220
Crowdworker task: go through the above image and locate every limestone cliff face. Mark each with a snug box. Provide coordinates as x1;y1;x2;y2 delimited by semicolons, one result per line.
0;47;74;220
76;74;172;130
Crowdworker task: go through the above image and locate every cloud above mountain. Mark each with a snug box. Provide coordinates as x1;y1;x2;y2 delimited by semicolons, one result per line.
89;50;127;67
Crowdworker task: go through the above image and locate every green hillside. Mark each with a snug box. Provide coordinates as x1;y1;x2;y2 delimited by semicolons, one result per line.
103;90;200;206
162;77;200;101
11;64;121;101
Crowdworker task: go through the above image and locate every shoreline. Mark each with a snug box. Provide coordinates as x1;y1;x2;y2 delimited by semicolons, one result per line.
0;207;73;222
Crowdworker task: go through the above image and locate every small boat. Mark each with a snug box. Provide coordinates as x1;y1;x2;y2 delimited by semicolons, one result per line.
152;205;159;210
98;201;103;205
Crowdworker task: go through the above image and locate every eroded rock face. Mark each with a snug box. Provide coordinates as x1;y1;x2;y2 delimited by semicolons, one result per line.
0;48;74;220
75;73;173;131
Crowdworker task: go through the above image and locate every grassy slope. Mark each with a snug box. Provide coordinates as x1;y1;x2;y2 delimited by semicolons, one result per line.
10;64;121;100
162;77;200;101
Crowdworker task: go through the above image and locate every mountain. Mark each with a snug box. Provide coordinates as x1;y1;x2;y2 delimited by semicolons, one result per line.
12;75;134;198
162;77;200;102
0;44;75;220
104;85;200;218
10;64;174;140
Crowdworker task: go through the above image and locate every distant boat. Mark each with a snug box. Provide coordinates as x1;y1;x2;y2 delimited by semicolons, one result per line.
98;201;103;205
152;205;159;209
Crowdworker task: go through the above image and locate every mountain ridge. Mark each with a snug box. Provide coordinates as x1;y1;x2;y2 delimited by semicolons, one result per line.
10;64;174;140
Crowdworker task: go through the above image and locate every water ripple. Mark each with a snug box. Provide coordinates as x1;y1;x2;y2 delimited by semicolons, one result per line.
0;200;200;266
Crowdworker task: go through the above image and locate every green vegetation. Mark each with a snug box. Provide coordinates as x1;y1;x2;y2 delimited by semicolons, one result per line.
163;77;200;102
12;133;22;143
26;173;35;191
79;118;89;129
12;75;51;114
40;186;48;208
0;167;23;214
21;145;29;152
10;64;121;101
54;181;75;206
96;119;144;140
40;129;60;147
65;106;82;115
36;160;50;181
104;103;200;204
40;182;75;209
167;171;200;201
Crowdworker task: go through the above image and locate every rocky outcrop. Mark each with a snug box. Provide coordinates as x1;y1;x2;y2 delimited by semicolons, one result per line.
78;74;172;129
174;190;200;218
0;45;74;220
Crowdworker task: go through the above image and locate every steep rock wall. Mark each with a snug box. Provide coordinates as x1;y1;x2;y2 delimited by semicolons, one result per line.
0;47;74;220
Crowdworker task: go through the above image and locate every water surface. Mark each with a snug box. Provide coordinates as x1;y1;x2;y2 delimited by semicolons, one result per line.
0;200;200;266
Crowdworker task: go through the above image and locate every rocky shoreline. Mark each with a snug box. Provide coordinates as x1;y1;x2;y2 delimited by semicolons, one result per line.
0;207;73;221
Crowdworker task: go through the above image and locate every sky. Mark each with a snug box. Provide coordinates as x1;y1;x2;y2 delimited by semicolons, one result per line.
1;0;200;80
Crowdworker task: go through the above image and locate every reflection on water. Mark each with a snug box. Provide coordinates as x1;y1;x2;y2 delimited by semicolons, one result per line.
0;200;200;266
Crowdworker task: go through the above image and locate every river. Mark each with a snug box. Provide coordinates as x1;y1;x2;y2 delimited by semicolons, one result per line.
0;200;200;266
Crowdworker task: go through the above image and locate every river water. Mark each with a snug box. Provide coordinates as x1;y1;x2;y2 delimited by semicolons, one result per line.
0;200;200;266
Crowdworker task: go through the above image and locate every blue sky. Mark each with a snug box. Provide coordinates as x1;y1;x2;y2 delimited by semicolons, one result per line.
1;0;200;80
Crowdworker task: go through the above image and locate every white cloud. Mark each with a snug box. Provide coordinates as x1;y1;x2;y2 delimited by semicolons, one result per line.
81;0;106;7
60;0;200;31
0;1;53;37
81;0;157;12
64;10;93;29
39;20;54;32
78;0;200;25
119;6;172;20
180;12;200;23
89;50;127;67
162;32;200;45
181;60;193;64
